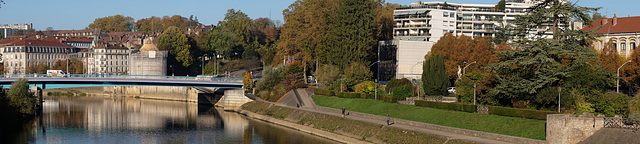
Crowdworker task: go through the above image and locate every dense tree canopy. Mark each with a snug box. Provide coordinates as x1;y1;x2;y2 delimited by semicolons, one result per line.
88;15;134;32
158;26;194;67
200;28;238;59
325;0;376;69
135;15;201;33
430;33;496;80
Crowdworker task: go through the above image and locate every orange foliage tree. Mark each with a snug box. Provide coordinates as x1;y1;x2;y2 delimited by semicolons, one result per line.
429;33;497;80
599;41;623;73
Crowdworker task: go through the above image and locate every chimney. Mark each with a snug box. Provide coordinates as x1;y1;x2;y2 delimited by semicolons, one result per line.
602;15;607;25
613;14;618;26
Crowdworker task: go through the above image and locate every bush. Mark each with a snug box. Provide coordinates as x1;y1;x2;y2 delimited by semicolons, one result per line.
362;93;376;99
393;85;414;100
354;81;378;94
337;92;361;98
386;78;411;93
591;92;630;117
487;106;558;120
314;88;335;96
415;100;476;113
382;95;397;103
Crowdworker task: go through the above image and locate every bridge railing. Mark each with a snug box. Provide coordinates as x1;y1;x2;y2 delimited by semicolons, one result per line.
0;74;244;82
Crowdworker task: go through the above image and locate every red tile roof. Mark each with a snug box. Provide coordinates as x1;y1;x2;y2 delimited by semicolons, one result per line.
0;38;73;47
583;15;640;34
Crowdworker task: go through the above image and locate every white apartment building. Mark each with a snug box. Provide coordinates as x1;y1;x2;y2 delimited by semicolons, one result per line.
87;43;130;74
394;0;561;42
0;24;33;38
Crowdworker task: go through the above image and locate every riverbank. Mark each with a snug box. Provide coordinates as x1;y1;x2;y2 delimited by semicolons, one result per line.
239;101;479;144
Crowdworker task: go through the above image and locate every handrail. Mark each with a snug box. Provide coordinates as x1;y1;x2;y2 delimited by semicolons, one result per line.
0;74;245;82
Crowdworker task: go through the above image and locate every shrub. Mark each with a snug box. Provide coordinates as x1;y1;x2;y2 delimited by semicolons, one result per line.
314;88;335;96
362;93;376;99
382;95;397;103
354;81;378;94
393;85;414;100
415;100;476;113
591;92;630;117
487;106;558;120
337;92;361;98
386;78;411;93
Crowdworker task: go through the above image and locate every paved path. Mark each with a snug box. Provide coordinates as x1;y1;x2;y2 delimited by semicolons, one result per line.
286;88;519;144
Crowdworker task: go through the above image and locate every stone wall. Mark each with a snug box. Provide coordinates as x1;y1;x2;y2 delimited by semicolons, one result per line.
546;113;605;144
104;86;199;102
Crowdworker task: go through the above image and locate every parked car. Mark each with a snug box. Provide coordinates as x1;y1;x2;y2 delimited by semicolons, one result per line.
447;87;456;94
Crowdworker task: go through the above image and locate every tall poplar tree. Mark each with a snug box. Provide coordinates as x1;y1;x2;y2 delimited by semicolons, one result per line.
423;54;450;96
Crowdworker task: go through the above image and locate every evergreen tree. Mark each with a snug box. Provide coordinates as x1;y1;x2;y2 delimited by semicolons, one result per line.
423;54;450;95
494;0;506;12
326;0;376;69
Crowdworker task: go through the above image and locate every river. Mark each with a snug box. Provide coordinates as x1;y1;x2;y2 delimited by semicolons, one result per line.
9;96;337;144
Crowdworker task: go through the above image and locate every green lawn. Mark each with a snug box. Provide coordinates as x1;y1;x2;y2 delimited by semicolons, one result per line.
312;95;547;140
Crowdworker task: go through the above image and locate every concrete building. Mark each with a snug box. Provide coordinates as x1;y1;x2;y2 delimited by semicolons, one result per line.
129;38;167;75
583;15;640;58
393;0;563;42
379;40;433;80
87;43;130;74
0;24;33;38
0;38;75;74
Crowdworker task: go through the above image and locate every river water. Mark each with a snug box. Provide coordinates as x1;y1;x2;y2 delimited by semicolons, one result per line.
10;96;337;144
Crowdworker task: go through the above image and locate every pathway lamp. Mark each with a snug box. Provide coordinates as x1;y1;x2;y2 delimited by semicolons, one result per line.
617;60;632;93
558;86;561;113
473;83;476;105
463;61;477;76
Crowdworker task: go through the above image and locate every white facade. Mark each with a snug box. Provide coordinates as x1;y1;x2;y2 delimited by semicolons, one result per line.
88;47;130;74
393;40;434;80
0;24;33;38
394;0;562;42
2;43;74;74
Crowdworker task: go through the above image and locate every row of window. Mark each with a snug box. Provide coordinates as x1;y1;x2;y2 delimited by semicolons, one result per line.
100;61;128;65
98;54;128;59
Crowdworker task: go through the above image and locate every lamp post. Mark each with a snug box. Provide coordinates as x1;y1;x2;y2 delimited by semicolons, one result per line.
411;61;424;80
473;83;477;105
463;61;477;76
558;86;561;112
369;61;380;100
617;60;632;93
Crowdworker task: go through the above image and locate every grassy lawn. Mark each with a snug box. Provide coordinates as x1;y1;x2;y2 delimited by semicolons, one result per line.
312;95;547;140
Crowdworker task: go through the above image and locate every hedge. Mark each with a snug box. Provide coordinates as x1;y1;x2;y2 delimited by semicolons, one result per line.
361;93;376;99
488;106;558;120
382;95;397;103
314;88;335;96
337;92;362;98
415;100;476;113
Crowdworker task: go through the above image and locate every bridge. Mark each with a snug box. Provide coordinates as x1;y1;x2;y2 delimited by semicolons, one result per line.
0;74;251;110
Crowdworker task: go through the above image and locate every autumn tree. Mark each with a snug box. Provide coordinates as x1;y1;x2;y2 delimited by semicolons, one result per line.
88;15;134;32
135;16;163;33
158;26;194;68
623;44;640;83
599;42;623;72
218;9;255;59
430;33;496;80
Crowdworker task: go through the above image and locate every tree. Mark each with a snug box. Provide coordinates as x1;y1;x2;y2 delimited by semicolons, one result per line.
135;16;163;33
325;0;376;69
218;9;254;59
599;42;622;72
37;63;49;74
512;0;598;40
342;62;373;91
8;78;34;115
158;26;194;67
87;15;134;32
494;0;506;11
422;54;450;96
200;28;238;59
243;71;254;92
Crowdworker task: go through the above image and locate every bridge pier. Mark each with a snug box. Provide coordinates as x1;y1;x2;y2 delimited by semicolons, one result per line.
30;86;43;111
216;89;252;111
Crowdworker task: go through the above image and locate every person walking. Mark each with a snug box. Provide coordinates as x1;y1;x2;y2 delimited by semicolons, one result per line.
342;107;346;118
387;114;390;125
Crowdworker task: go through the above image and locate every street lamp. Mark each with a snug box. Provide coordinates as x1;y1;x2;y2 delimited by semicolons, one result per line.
473;83;477;105
369;61;380;100
463;61;477;75
617;60;632;93
411;61;424;80
558;86;561;113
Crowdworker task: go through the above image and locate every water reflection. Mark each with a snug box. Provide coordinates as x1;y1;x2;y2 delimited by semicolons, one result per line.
14;96;336;144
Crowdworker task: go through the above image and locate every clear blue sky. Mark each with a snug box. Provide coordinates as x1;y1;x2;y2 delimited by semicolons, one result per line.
0;0;637;31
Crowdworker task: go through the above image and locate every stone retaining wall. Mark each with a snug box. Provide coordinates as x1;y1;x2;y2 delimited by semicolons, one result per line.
546;114;605;144
315;106;546;144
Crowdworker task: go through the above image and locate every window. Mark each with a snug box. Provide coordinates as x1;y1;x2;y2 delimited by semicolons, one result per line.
443;21;448;26
632;42;637;50
621;43;627;51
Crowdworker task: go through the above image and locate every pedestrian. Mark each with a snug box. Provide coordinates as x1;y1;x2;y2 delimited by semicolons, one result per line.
342;107;346;118
387;114;390;125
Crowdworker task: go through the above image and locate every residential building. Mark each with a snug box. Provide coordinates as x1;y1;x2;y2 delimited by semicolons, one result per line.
50;29;101;38
0;38;75;74
582;15;640;58
379;40;433;81
0;24;33;38
87;43;130;74
393;0;564;42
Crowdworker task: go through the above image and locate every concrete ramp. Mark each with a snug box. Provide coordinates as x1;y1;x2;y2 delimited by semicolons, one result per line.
579;128;640;144
277;88;315;108
215;89;253;111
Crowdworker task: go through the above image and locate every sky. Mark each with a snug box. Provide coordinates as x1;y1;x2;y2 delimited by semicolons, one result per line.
0;0;638;31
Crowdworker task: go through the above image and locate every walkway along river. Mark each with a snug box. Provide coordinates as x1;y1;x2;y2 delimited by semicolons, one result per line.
8;96;337;144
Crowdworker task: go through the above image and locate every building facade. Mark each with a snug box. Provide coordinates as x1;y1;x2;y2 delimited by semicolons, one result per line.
87;43;130;74
0;24;33;38
393;0;562;42
129;38;167;76
1;38;75;74
583;15;640;58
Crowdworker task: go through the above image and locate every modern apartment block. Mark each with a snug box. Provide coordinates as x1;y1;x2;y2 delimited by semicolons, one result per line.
393;0;561;42
0;24;33;38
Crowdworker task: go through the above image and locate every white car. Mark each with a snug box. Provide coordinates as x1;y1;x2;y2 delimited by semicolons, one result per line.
447;87;456;94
